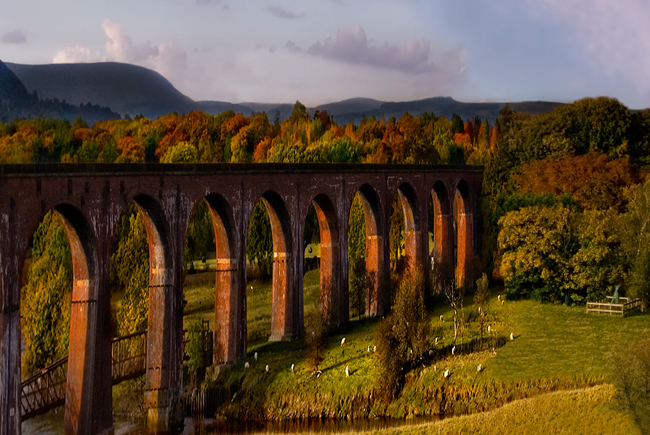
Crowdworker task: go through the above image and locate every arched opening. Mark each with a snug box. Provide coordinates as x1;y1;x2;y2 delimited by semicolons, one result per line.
246;200;273;346
20;206;105;435
309;194;340;325
397;183;421;273
348;185;384;316
454;180;475;288
302;204;321;323
430;181;452;289
246;191;295;345
109;195;180;432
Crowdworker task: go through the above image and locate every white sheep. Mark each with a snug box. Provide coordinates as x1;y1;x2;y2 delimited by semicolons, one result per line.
444;369;450;378
291;363;295;373
254;352;258;361
510;332;514;341
265;364;269;373
244;362;250;369
345;365;350;377
477;364;483;372
341;337;346;347
451;345;456;355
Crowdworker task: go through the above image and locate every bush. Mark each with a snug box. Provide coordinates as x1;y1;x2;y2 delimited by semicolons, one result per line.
609;338;650;433
375;268;428;401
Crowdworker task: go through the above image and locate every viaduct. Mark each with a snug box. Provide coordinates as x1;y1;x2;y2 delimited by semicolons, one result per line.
0;163;482;435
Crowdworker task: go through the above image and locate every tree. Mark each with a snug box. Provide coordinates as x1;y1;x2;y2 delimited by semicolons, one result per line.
621;179;650;307
375;268;428;401
111;206;150;335
247;201;273;278
21;211;72;377
161;141;199;163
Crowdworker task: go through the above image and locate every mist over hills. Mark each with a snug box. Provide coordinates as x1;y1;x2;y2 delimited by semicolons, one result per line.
3;60;564;124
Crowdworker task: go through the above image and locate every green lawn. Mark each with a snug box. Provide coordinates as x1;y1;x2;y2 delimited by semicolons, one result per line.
181;268;649;432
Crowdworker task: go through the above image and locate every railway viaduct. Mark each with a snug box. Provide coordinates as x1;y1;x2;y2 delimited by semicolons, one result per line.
0;163;482;435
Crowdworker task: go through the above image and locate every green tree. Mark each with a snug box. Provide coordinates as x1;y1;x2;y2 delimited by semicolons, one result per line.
375;268;428;401
160;141;199;163
111;206;150;335
247;201;273;278
21;211;72;377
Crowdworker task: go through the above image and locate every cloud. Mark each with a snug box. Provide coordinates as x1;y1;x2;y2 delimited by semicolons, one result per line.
291;24;462;76
268;5;305;19
2;29;27;44
53;20;188;86
196;0;221;5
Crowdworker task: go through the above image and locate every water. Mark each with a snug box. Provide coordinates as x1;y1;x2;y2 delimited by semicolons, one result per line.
23;409;438;434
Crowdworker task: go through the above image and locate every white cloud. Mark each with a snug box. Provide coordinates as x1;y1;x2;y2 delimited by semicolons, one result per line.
52;20;189;87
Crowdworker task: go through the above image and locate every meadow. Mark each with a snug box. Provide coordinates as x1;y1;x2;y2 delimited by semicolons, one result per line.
179;266;649;433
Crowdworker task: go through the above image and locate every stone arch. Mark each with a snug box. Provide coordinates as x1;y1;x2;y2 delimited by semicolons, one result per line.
309;193;341;325
395;182;422;273
431;180;452;267
355;184;385;315
202;193;243;364
130;194;180;432
259;191;296;341
51;205;107;435
454;179;475;288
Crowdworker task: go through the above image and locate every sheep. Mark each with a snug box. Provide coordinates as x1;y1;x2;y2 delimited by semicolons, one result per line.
444;369;450;378
244;362;250;369
373;345;377;352
434;365;437;371
435;337;439;345
498;294;501;301
254;352;258;361
341;337;346;347
477;364;483;372
510;332;514;341
265;364;269;373
451;345;456;355
345;365;350;377
291;363;295;373
487;325;491;333
440;314;444;322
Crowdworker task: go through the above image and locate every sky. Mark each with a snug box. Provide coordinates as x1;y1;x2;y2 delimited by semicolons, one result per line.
1;0;649;109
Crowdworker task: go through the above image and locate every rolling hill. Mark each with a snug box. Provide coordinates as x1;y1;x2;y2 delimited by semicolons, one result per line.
4;60;565;124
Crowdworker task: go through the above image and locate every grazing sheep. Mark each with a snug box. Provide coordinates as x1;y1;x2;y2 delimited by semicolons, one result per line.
451;346;456;355
498;294;501;301
341;337;346;347
367;346;371;352
254;352;258;361
502;300;505;306
345;365;350;377
434;365;437;371
373;345;377;352
510;332;514;340
265;364;269;373
435;337;439;345
429;349;434;356
291;363;295;373
440;314;444;322
477;364;483;372
444;369;450;378
487;325;491;333
244;362;250;369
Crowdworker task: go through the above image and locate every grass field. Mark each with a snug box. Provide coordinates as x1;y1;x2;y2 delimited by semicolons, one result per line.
181;268;649;432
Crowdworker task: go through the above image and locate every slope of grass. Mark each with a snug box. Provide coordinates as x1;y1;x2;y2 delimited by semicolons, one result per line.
252;385;640;435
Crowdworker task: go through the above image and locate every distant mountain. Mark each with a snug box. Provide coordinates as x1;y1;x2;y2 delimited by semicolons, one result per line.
3;60;565;124
0;60;30;102
6;62;198;120
0;60;120;124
